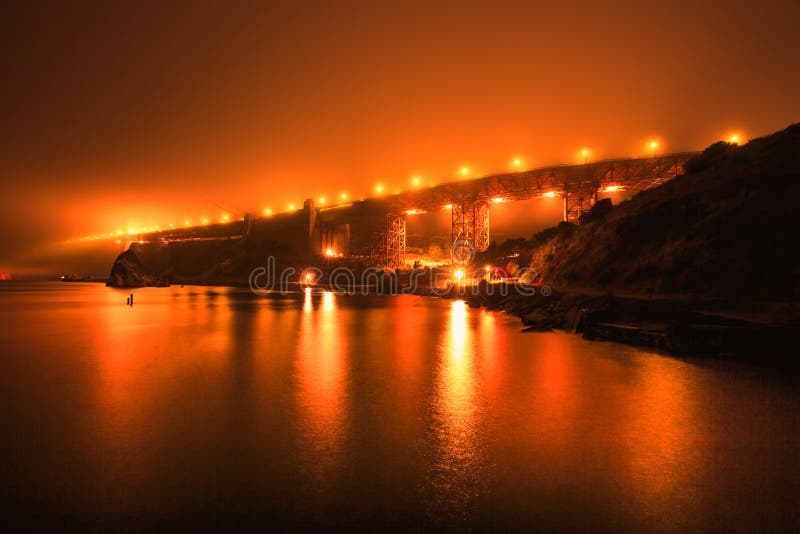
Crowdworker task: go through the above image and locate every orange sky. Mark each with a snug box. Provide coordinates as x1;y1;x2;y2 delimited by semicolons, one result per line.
1;0;799;274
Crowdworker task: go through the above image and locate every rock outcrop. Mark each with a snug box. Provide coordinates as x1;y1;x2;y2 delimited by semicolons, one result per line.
106;249;169;288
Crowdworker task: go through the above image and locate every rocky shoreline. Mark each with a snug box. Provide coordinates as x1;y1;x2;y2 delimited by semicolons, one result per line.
444;281;800;360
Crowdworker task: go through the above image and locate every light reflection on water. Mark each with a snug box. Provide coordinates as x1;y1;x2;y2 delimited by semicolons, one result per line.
0;282;798;530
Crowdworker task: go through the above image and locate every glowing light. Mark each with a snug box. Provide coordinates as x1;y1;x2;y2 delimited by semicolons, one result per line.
128;229;136;235
490;197;508;203
412;176;421;186
453;268;465;282
202;217;209;225
543;191;557;198
484;265;491;273
512;158;521;169
289;204;296;211
460;166;469;176
319;197;326;205
375;184;384;194
443;204;453;210
405;208;426;215
582;149;589;156
602;185;621;192
340;192;348;200
264;208;272;216
116;230;123;236
729;133;741;144
650;140;658;149
222;214;230;222
302;271;315;284
184;220;190;226
325;248;335;257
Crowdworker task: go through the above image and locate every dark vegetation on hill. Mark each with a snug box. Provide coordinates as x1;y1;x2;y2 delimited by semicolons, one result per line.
479;123;800;302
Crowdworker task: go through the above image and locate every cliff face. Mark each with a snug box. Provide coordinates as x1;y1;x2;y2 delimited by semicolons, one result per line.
507;124;800;300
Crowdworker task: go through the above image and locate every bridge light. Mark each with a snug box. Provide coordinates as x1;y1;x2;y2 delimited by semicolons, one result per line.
264;208;272;216
729;133;741;144
405;208;425;215
222;214;230;222
412;176;421;186
453;268;465;282
512;158;521;170
202;217;209;225
442;204;453;210
302;271;315;284
582;148;590;164
460;166;469;176
319;197;326;205
340;192;348;200
325;248;335;257
184;220;190;226
602;185;621;193
543;191;557;198
288;203;296;211
491;197;508;203
375;184;384;194
484;265;491;273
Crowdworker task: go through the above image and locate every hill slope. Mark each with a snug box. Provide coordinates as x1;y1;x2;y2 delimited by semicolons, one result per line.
505;124;800;301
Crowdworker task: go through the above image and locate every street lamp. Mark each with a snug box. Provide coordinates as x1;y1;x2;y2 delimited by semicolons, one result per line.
582;149;589;164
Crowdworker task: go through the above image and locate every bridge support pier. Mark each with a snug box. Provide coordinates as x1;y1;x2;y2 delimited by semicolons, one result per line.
370;213;406;268
563;182;599;223
452;201;490;259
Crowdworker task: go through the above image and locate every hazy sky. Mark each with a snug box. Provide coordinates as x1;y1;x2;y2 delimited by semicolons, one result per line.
2;0;799;274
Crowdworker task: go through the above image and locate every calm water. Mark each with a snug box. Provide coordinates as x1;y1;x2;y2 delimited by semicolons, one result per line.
1;282;798;530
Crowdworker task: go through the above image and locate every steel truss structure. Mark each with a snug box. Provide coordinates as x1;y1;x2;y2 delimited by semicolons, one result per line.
373;152;693;264
385;213;406;268
370;213;406;268
451;200;490;256
401;153;690;214
563;180;599;223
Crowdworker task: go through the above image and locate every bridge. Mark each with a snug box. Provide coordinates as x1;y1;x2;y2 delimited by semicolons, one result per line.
365;152;695;267
144;152;696;268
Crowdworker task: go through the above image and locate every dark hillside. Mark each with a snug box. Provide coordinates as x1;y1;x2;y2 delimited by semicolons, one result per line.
491;124;800;301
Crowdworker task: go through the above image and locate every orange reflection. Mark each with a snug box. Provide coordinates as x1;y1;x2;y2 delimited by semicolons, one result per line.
295;290;347;486
616;355;703;514
428;300;482;518
92;287;234;470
